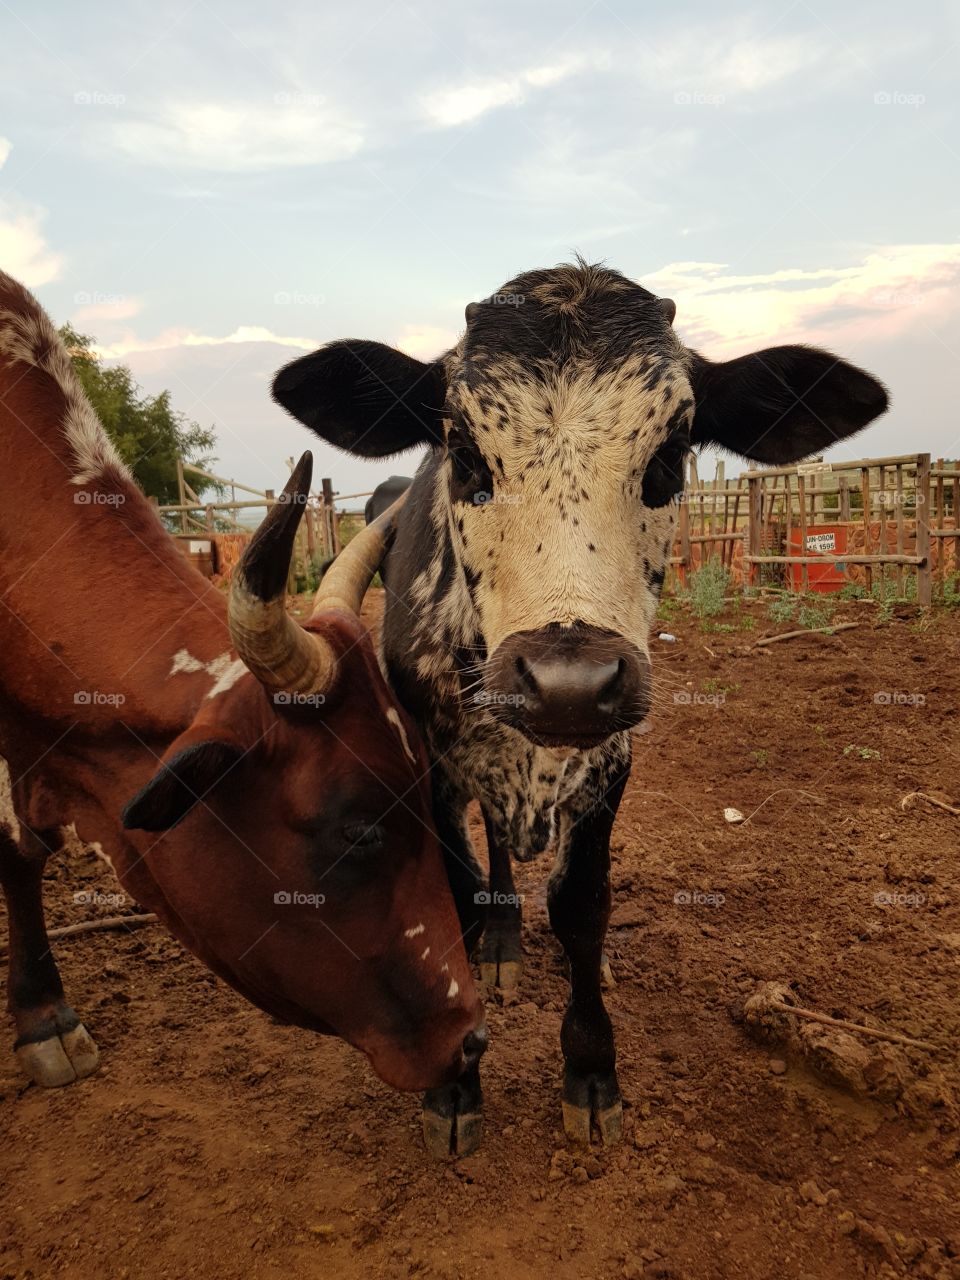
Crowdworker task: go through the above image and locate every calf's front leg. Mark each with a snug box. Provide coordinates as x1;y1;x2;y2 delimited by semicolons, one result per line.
476;809;522;990
547;755;629;1146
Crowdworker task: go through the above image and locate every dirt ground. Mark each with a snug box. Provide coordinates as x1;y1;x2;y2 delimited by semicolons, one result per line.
3;593;960;1280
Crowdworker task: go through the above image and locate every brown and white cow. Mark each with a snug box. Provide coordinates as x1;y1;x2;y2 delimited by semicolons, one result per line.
0;271;484;1107
273;259;889;1155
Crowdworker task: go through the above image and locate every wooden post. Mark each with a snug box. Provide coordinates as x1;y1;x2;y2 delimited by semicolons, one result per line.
895;464;905;597
746;474;761;591
797;472;809;592
935;458;944;595
175;457;188;534
916;453;932;607
861;466;872;595
321;479;339;556
839;474;851;522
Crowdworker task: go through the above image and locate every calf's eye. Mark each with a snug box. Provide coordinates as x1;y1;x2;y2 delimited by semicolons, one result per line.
642;441;688;509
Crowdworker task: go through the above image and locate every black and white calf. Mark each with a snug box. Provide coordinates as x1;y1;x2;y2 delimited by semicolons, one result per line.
273;261;888;1156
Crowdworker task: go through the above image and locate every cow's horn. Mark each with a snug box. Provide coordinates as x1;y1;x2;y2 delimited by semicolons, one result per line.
310;491;407;617
229;452;337;695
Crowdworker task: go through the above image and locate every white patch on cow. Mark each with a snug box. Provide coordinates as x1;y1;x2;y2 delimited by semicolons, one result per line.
168;649;247;699
420;946;431;960
207;658;247;699
0;291;131;486
441;962;449;973
404;922;425;938
447;978;460;999
0;757;21;843
385;707;417;764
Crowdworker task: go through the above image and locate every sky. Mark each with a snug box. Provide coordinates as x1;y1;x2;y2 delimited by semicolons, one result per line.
1;0;959;504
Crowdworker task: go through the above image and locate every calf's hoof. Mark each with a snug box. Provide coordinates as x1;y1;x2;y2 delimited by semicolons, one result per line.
478;958;522;991
477;929;523;991
15;1022;100;1088
421;1067;483;1159
561;1067;622;1147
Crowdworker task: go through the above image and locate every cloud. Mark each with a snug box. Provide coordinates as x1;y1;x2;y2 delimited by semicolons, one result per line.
0;137;64;287
92;324;318;360
421;55;600;127
645;245;960;354
108;98;363;171
72;296;143;325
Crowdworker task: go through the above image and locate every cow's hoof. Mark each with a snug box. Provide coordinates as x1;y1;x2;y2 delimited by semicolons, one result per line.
478;958;522;990
561;1068;622;1147
600;953;616;989
15;1023;100;1087
422;1068;483;1159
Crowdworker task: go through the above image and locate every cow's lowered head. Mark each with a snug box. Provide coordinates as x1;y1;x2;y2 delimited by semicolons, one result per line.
273;261;888;749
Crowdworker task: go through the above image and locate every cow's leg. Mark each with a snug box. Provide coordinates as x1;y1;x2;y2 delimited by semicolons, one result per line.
548;753;629;1147
477;809;522;989
421;784;486;1159
0;825;100;1087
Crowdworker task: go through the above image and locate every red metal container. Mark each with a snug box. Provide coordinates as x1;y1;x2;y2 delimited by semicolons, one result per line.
788;524;849;592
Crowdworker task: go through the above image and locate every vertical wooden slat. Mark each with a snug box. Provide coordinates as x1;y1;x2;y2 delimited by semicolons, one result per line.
747;473;761;591
797;473;809;592
861;466;872;595
839;474;851;522
877;465;888;600
916;453;932;607
942;455;947;593
895;463;905;597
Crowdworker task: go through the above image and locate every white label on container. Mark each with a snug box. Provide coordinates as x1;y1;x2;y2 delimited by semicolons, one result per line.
805;532;836;553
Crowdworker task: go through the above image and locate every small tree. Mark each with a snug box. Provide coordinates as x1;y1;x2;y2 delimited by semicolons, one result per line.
60;325;219;505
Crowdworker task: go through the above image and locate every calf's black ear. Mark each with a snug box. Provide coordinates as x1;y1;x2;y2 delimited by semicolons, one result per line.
122;739;244;832
688;345;889;465
272;340;448;457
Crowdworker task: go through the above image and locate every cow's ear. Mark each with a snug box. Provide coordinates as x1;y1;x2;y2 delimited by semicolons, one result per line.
122;738;244;832
688;345;888;465
272;341;448;458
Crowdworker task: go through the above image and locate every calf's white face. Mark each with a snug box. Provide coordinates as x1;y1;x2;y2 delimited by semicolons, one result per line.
273;260;889;747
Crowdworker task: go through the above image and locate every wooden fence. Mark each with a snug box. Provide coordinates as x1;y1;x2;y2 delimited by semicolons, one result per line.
163;451;959;603
671;452;960;603
159;459;374;588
